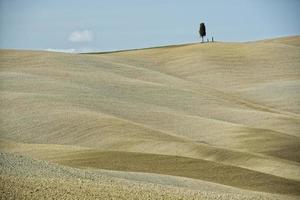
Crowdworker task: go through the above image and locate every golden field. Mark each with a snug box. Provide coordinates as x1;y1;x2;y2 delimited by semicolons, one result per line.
0;36;300;199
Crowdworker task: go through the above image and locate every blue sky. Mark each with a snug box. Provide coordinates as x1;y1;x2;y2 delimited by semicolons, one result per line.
0;0;299;52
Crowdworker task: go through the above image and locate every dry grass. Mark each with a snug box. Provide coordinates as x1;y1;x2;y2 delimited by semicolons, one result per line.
0;36;300;199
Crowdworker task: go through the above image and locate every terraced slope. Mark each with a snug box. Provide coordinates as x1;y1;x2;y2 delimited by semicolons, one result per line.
0;36;300;199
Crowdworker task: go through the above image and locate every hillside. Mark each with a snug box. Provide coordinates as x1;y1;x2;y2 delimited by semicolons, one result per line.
0;36;300;199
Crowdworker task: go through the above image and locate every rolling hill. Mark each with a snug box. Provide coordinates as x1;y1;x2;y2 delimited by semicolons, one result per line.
1;36;300;199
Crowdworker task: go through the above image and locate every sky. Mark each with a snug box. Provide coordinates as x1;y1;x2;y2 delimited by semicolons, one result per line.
0;0;300;52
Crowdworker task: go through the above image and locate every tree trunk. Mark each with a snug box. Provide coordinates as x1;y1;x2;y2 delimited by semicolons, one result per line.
201;36;204;43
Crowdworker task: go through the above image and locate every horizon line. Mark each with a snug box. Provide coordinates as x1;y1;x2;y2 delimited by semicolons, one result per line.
1;34;299;54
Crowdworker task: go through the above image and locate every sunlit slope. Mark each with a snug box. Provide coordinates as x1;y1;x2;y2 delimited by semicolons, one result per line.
110;37;300;114
0;36;300;197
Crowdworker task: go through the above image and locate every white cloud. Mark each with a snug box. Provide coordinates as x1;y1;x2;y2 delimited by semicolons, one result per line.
68;30;94;42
